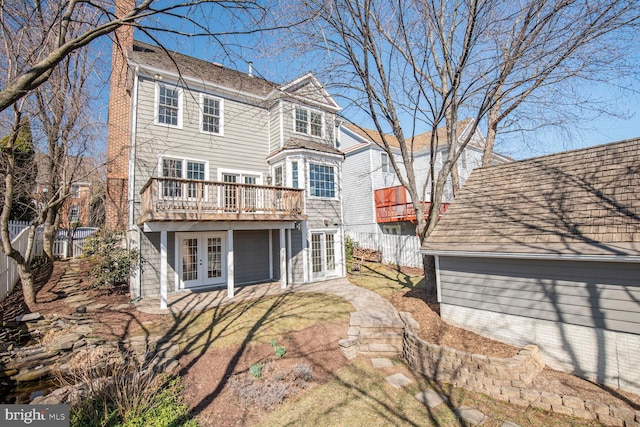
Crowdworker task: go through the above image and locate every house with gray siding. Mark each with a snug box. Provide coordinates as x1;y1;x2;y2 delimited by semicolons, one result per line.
106;39;345;309
421;138;640;394
340;120;508;236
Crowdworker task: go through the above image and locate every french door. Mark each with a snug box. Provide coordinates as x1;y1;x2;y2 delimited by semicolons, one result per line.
311;232;337;279
177;232;226;288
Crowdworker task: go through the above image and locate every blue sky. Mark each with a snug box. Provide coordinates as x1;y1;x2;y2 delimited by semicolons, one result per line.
129;21;640;161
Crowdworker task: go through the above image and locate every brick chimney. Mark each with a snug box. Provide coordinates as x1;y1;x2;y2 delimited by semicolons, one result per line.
105;0;134;230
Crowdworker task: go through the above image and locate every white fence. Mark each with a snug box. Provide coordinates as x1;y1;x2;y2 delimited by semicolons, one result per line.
0;226;44;303
53;227;99;258
346;231;423;268
8;220;30;240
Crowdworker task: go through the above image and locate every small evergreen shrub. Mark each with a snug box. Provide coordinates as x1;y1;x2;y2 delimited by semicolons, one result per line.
84;230;138;289
344;236;357;261
249;362;263;379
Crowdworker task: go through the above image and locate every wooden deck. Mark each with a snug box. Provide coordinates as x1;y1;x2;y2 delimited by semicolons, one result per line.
138;177;306;224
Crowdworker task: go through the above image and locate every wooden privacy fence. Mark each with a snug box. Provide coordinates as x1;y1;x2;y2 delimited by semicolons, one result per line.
346;231;423;268
0;227;43;303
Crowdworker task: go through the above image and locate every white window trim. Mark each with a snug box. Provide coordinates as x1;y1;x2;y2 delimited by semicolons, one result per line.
154;82;183;129
217;168;263;185
69;205;80;222
158;155;210;180
381;152;391;173
199;93;224;136
293;106;325;139
271;163;284;187
308;161;338;200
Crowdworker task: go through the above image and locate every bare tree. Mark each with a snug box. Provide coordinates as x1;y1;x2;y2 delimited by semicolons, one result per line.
0;0;275;114
0;0;275;309
288;0;639;292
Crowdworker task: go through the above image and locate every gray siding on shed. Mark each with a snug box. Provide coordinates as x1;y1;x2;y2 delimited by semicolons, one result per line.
439;257;640;335
234;230;271;285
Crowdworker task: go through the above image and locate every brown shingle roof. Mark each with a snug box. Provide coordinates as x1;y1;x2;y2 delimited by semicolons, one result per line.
343;119;475;150
422;138;640;257
129;41;277;97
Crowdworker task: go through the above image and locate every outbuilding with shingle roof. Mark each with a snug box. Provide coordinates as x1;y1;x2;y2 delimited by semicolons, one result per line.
420;137;640;395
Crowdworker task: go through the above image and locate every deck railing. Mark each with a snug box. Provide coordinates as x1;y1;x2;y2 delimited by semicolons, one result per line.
139;177;305;222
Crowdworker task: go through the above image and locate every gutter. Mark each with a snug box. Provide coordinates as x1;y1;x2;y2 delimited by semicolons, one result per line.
419;249;640;263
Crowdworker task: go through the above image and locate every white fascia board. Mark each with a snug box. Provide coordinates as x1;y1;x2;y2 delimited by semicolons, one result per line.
266;148;344;164
131;61;268;103
419;249;640;263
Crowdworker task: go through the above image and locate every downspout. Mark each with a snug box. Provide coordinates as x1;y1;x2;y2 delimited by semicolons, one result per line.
129;66;142;298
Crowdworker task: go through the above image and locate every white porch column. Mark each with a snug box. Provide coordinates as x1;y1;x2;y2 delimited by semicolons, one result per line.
287;229;292;283
435;255;442;303
279;228;286;289
160;230;167;310
268;229;273;280
301;222;308;283
227;229;235;298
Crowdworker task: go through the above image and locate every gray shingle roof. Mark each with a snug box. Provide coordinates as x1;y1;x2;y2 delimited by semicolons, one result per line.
129;41;277;97
422;138;640;257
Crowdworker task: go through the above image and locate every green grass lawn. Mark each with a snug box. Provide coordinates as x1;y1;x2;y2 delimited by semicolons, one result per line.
348;262;425;298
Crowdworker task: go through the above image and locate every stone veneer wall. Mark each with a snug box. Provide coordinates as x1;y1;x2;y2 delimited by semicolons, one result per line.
400;312;640;427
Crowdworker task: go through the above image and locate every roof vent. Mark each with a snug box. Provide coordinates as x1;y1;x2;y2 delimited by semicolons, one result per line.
248;61;253;77
213;62;222;67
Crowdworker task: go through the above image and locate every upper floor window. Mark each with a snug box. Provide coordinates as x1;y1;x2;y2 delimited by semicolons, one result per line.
70;184;80;198
381;152;391;173
201;95;223;134
69;205;79;223
156;84;182;127
295;107;324;137
309;163;335;198
274;165;283;187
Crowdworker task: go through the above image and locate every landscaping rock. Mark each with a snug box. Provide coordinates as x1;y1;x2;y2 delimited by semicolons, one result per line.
16;313;42;323
415;389;448;408
455;406;486;426
50;333;84;352
371;358;394;368
385;373;412;388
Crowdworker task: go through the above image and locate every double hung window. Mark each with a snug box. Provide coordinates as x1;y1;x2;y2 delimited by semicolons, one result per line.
157;84;182;127
201;95;223;134
294;107;324;137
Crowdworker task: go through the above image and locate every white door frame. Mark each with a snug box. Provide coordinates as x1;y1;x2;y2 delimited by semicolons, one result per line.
175;231;227;289
309;229;338;280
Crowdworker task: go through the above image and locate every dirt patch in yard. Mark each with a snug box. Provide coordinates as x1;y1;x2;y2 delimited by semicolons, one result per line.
177;320;350;426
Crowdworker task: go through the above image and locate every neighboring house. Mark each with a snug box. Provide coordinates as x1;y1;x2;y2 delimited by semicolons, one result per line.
420;138;640;394
34;154;97;229
106;35;345;308
339;120;509;236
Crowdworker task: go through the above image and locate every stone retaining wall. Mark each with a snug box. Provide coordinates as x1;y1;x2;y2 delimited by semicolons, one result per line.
400;312;640;427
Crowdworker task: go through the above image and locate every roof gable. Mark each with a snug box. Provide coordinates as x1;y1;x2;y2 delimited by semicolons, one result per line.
277;72;340;111
423;138;640;257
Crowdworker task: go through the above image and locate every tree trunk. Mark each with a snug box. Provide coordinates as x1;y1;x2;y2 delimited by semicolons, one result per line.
483;104;500;167
17;262;36;310
43;220;56;261
423;254;437;296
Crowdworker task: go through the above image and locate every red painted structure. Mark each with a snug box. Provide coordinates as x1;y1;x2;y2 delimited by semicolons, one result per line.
374;185;449;223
